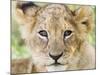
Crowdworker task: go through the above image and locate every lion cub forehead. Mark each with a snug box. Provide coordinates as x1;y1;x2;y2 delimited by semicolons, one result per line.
38;4;72;16
37;4;73;24
45;4;66;10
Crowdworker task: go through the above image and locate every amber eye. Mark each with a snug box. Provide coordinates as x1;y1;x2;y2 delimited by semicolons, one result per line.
64;30;72;38
38;30;48;37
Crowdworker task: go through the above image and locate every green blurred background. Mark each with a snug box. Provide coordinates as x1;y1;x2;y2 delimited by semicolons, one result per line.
11;2;96;59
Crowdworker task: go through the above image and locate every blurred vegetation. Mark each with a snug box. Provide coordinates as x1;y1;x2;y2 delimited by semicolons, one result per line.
11;18;30;59
11;2;96;59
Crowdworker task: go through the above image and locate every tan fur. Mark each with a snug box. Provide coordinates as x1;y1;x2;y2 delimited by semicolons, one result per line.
12;2;95;74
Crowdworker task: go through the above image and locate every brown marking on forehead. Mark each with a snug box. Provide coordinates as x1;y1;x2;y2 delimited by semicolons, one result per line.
37;4;73;22
45;4;72;16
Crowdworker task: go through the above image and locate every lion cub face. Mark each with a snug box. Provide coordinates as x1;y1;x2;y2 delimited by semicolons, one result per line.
16;2;93;71
31;4;79;66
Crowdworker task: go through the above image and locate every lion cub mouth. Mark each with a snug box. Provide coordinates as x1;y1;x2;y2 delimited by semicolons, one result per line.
46;62;67;71
50;60;63;66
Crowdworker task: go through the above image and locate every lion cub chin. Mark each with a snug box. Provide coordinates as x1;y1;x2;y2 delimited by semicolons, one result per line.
46;65;67;72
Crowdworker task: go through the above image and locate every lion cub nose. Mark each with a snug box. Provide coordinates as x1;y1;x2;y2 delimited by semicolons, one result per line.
49;52;63;61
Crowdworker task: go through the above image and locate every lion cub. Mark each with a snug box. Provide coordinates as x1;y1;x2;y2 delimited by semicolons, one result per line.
11;1;95;74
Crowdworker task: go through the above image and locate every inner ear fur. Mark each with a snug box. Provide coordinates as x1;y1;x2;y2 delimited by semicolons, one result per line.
73;6;94;33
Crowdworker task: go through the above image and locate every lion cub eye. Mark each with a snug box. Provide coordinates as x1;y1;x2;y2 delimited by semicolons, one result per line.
38;30;48;37
64;30;72;38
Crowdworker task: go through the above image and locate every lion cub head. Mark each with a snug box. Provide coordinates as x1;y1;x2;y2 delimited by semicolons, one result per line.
15;1;94;71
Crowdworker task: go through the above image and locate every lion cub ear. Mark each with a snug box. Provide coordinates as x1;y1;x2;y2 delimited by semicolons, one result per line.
74;6;94;33
15;1;40;24
15;1;40;39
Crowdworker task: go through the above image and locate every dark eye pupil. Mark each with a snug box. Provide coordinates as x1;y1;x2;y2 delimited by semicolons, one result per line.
39;30;48;37
64;30;72;38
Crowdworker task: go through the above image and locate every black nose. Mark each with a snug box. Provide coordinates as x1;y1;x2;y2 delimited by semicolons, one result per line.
49;52;63;61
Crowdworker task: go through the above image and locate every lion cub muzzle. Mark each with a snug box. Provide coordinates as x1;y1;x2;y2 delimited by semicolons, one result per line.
49;52;63;65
